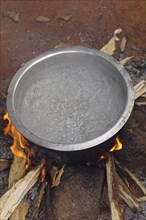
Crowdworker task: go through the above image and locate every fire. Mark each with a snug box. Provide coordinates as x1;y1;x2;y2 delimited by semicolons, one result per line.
41;166;46;182
3;112;31;169
110;137;122;152
98;137;122;162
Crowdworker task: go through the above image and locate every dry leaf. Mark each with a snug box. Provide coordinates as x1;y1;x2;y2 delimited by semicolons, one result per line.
0;164;43;220
5;11;20;22
120;36;127;52
0;159;11;171
55;42;68;49
100;36;116;55
134;80;146;100
51;165;65;188
119;56;132;65
9;202;30;220
35;16;50;23
59;14;72;21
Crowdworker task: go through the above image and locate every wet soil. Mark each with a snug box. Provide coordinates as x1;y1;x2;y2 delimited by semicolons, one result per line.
0;0;146;219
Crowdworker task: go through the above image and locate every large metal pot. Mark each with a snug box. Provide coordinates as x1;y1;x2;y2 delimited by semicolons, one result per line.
6;46;135;164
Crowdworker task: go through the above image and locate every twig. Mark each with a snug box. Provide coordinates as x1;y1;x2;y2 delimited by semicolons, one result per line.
124;167;146;196
32;181;47;220
118;176;141;212
134;80;146;100
32;165;47;220
120;56;132;65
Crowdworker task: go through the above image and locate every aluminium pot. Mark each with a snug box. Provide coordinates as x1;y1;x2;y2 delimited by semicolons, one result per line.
6;46;135;164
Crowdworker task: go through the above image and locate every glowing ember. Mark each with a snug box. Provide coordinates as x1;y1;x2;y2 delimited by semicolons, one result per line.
41;166;46;182
98;155;106;162
110;137;122;152
3;112;31;169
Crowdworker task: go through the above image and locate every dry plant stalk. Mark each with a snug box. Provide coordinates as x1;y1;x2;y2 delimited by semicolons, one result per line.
8;156;26;189
120;56;132;65
51;165;65;188
118;176;141;212
120;36;127;52
32;181;47;220
124;168;146;196
8;202;30;220
0;159;11;171
100;36;117;56
135;101;146;106
32;165;47;220
8;155;28;220
134;80;146;100
100;28;122;55
0;164;43;220
106;154;146;220
106;154;124;220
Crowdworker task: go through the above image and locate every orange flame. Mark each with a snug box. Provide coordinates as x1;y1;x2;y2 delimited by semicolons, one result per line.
3;112;31;169
110;137;122;152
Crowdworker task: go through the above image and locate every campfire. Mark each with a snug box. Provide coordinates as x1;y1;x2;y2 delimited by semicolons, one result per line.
0;29;146;219
0;79;146;220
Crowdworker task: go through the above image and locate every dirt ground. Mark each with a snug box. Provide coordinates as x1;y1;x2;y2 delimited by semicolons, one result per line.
0;0;146;220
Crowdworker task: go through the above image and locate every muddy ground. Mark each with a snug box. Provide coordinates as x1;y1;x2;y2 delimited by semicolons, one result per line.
0;0;146;219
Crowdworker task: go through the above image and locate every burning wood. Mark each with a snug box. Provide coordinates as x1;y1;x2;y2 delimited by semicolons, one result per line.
8;156;26;188
8;156;28;220
8;202;30;220
106;154;124;220
106;154;146;220
31;165;47;220
124;167;146;196
0;163;43;220
115;161;146;201
0;77;145;219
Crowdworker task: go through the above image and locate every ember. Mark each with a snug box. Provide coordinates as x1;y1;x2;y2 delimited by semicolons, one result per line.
41;165;46;182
